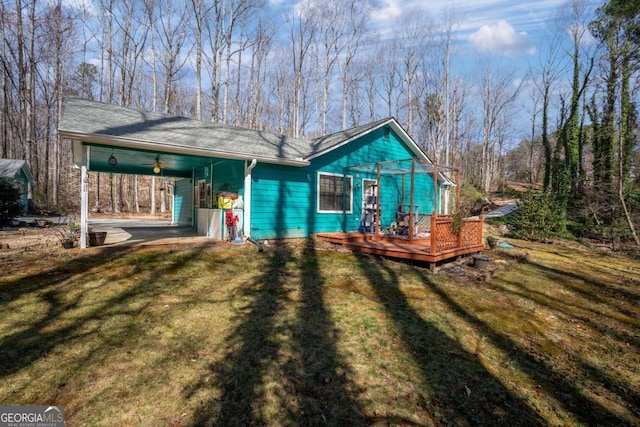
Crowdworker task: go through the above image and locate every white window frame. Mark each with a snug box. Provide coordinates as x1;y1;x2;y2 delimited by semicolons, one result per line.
317;172;353;214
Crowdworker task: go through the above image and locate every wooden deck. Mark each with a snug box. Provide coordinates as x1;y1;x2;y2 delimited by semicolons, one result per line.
316;215;484;269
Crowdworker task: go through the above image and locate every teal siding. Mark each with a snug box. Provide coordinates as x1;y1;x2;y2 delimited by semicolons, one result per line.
250;164;312;240
250;126;440;240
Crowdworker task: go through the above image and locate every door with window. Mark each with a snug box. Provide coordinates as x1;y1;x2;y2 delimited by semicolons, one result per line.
362;179;377;231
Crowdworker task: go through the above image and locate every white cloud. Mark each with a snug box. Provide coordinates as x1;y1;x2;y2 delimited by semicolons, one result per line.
468;19;537;57
60;0;98;16
371;0;403;22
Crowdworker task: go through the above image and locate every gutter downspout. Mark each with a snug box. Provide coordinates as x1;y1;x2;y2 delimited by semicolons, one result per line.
80;144;89;249
243;159;257;237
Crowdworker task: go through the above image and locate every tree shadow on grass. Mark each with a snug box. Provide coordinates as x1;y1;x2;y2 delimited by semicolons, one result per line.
352;252;546;426
187;239;368;426
407;263;634;425
0;246;209;389
487;266;640;419
187;241;295;425
285;238;366;425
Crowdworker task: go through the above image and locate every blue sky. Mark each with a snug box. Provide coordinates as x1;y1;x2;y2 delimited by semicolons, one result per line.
60;0;605;141
368;0;601;54
359;0;604;139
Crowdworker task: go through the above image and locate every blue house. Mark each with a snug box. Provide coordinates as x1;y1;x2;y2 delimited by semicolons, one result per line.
60;98;456;249
0;159;35;215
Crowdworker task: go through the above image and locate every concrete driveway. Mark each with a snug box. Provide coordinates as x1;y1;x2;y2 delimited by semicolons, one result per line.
87;218;211;247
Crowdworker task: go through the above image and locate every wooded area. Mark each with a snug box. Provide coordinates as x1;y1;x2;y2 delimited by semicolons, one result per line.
0;0;638;243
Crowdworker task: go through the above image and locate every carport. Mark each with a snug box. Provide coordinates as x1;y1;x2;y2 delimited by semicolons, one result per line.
58;99;281;249
69;143;248;249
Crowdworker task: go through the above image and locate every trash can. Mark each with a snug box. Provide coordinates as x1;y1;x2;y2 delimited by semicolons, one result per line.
472;254;490;270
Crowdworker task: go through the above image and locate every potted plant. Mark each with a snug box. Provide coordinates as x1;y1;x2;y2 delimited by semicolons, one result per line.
87;231;107;246
37;219;52;228
56;222;81;249
56;230;77;249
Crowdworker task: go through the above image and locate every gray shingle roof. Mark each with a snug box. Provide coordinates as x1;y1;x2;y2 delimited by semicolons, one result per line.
0;159;35;182
59;98;427;167
59;98;313;164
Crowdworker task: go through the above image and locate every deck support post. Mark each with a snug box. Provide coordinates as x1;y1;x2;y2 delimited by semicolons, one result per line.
409;159;415;243
430;212;437;254
376;163;381;236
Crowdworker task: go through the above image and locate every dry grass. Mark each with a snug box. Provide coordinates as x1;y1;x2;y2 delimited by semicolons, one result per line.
0;236;638;426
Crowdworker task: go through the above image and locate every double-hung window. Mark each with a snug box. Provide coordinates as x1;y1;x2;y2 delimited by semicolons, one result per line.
318;172;352;213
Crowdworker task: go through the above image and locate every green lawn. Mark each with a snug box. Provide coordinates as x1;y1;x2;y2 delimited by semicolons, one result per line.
0;238;638;426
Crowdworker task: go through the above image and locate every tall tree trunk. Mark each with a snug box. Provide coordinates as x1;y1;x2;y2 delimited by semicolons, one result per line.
619;42;639;245
150;176;156;215
134;176;140;214
191;0;203;120
160;179;166;213
27;0;37;183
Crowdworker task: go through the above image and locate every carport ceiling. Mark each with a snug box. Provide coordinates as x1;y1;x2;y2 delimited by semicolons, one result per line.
88;144;227;178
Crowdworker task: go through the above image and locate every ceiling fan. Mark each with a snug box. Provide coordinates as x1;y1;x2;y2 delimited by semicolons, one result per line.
142;158;166;174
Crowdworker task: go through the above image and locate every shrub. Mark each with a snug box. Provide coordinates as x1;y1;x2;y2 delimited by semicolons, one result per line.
509;190;563;241
459;182;485;216
0;177;23;226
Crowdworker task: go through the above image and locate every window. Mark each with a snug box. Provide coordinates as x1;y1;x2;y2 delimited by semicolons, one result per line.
318;172;352;213
198;180;207;208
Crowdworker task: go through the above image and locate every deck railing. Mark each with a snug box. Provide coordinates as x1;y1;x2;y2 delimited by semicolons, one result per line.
430;214;483;254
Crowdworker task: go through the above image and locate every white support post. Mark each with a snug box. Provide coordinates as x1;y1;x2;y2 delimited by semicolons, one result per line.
243;159;257;237
443;186;450;215
80;145;89;249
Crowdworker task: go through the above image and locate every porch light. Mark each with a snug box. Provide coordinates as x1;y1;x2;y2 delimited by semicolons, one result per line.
153;164;161;174
108;154;117;167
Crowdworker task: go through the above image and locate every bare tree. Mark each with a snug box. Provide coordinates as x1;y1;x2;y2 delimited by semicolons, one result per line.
203;0;225;122
190;0;203;119
531;35;564;191
289;0;318;137
397;9;431;135
246;18;276;130
339;0;370;130
44;1;74;206
375;40;400;118
0;2;10;159
478;64;522;192
155;0;190;115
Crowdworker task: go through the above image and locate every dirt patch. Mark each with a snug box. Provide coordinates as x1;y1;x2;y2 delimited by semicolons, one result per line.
0;225;82;275
438;247;529;284
0;225;62;250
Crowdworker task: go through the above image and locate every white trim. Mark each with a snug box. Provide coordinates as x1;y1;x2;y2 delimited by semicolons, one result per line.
61;130;309;168
317;171;353;214
304;119;431;163
243;159;257;236
80;145;89;250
